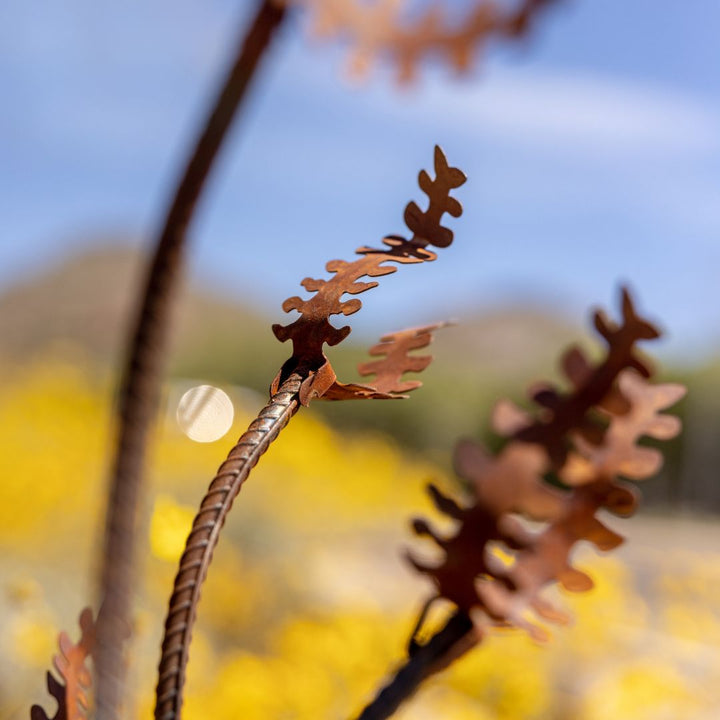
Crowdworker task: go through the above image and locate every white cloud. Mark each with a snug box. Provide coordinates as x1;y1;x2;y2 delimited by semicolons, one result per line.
283;39;720;159
419;68;720;156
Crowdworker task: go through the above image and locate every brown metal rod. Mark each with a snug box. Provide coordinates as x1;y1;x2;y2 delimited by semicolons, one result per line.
95;3;287;719
155;372;303;720
354;612;476;720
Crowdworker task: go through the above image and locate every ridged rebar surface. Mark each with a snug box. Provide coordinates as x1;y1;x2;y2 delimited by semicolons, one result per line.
155;373;303;720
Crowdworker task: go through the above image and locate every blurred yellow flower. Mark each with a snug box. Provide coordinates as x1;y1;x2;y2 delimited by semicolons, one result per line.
149;494;195;562
6;360;720;720
9;611;58;667
580;661;702;720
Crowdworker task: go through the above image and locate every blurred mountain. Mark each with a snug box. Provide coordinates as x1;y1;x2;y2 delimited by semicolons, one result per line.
0;244;285;387
0;244;582;378
0;245;143;363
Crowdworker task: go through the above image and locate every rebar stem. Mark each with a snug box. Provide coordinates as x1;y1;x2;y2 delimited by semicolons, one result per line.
354;612;476;720
155;372;303;720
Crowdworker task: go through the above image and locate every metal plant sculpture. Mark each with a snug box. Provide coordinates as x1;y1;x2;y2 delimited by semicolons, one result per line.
292;0;559;81
29;2;602;718
32;609;96;720
31;267;688;720
270;145;464;404
153;146;465;720
355;289;685;720
92;4;558;715
34;146;464;720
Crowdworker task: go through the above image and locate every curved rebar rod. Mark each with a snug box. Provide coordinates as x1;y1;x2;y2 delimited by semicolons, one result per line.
154;372;303;720
95;3;287;719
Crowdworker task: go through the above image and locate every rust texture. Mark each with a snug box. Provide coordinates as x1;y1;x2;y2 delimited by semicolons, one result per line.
357;323;444;394
271;145;465;404
482;372;686;636
155;148;465;720
495;288;659;466
291;0;559;81
94;4;287;720
32;609;96;720
155;324;448;720
323;322;450;400
356;289;685;720
409;289;681;636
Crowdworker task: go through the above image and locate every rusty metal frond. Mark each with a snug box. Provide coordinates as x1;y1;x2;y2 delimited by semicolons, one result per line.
31;608;96;720
407;291;684;643
561;371;686;486
493;287;661;466
407;442;560;629
288;0;559;81
358;322;448;394
271;146;465;404
481;371;686;638
321;321;449;400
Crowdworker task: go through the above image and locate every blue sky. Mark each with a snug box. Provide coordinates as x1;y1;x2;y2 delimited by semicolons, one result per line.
1;1;719;362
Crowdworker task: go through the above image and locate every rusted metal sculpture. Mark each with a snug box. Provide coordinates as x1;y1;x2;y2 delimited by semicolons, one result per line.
355;289;686;720
31;609;96;720
357;322;449;394
292;0;559;81
89;1;558;717
153;147;464;720
499;288;660;465
317;322;452;401
271;145;464;404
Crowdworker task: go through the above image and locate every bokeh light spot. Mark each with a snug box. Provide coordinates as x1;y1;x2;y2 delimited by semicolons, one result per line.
176;385;234;443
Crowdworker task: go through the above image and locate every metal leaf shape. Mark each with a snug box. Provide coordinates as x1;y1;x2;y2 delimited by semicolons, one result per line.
292;0;558;82
500;287;661;466
31;608;96;720
408;292;685;644
271;146;465;404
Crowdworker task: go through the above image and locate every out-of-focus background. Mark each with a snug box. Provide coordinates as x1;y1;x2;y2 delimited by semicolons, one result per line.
2;1;720;718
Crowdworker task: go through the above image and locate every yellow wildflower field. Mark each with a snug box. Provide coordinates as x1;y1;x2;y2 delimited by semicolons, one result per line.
2;359;720;719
